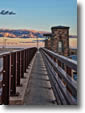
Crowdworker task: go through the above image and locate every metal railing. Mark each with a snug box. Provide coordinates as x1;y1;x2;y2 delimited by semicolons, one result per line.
0;47;37;105
40;48;77;105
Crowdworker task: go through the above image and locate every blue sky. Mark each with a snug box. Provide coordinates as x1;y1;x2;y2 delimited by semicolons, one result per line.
0;0;77;35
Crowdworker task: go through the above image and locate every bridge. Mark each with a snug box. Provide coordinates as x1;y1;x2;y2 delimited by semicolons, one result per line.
0;47;77;105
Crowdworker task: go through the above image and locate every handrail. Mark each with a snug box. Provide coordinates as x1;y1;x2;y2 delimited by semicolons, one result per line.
40;48;77;105
41;48;77;71
0;47;37;105
0;48;32;57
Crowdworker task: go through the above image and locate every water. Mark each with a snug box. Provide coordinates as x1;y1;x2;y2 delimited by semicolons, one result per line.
73;72;77;81
69;55;77;61
69;55;77;81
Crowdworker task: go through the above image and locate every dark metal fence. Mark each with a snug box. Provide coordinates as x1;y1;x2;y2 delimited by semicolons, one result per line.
0;47;37;105
40;48;77;105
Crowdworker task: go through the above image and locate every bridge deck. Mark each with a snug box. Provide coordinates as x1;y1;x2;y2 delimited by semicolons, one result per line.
24;51;55;105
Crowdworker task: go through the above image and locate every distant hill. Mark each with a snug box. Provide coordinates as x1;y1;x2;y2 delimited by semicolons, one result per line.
0;29;49;38
0;29;77;39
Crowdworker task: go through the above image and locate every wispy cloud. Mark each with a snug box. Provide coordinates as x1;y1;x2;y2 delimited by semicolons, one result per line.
0;10;16;15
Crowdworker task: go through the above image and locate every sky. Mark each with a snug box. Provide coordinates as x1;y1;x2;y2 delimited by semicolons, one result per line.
0;0;77;35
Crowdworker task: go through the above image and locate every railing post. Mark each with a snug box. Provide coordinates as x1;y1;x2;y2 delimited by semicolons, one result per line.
0;47;37;105
2;54;10;104
0;72;2;104
16;51;21;86
25;50;27;72
21;51;24;78
66;66;72;77
29;49;30;63
28;49;30;65
23;50;25;73
30;48;32;61
58;60;62;80
40;48;77;104
27;49;29;67
66;66;72;94
0;58;3;104
26;49;28;68
58;60;66;85
10;52;17;96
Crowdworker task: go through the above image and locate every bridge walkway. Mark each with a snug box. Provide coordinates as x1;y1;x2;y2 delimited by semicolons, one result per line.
24;51;56;105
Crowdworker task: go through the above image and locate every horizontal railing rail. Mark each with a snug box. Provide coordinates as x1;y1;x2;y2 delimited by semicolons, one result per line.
41;48;77;71
0;47;37;105
40;48;77;105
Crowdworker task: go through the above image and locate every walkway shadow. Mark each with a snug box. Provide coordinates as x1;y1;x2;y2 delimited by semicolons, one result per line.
31;72;48;76
31;77;50;81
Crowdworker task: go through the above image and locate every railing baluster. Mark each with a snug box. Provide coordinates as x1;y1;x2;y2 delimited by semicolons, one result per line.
40;48;77;105
66;66;73;95
0;47;37;104
66;66;72;77
27;49;29;67
2;54;10;104
10;52;17;96
21;51;24;78
0;57;3;105
26;49;28;69
58;60;62;80
16;51;21;86
25;50;27;72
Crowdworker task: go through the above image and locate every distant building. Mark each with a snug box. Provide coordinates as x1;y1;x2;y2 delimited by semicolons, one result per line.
43;33;52;50
69;48;77;55
44;26;77;81
44;26;70;56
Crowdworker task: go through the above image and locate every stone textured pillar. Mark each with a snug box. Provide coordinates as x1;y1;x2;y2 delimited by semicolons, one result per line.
44;34;52;50
51;26;70;56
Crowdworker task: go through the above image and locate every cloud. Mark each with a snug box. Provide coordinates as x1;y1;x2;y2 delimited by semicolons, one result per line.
0;10;16;15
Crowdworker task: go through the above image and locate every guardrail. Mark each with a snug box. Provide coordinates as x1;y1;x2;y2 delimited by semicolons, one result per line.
40;48;77;105
0;47;37;105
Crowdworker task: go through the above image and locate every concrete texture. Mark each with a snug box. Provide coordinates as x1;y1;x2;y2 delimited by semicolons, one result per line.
24;51;55;105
